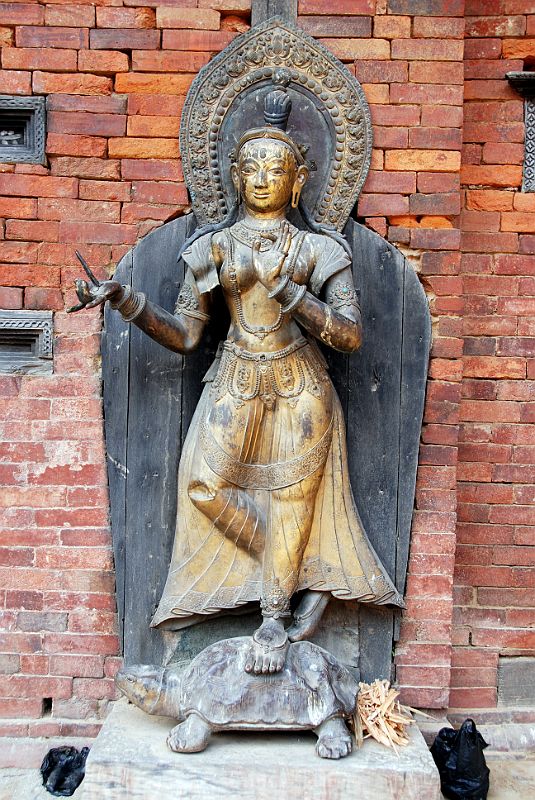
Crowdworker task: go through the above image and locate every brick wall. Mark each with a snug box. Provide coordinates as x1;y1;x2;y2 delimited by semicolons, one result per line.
451;0;535;710
0;0;532;751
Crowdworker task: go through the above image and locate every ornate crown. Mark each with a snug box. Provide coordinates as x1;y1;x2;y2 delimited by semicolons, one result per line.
234;89;306;166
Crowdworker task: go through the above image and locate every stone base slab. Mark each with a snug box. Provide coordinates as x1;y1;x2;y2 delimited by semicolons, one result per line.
81;698;442;799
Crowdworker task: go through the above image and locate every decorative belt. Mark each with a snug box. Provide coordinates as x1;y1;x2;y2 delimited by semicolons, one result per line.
210;337;327;409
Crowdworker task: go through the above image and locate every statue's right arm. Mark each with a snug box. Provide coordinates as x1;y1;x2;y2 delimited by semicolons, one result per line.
124;268;210;355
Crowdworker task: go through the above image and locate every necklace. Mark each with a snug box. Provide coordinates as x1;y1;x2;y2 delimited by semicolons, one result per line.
231;219;287;251
224;228;306;340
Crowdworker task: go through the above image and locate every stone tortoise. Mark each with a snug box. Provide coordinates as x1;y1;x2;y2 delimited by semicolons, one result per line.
116;636;358;759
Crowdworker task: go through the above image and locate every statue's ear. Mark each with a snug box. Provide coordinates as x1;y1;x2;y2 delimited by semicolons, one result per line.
230;163;239;189
295;163;309;189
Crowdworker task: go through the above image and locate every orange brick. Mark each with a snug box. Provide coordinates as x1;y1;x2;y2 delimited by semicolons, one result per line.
463;357;526;380
38;198;120;224
385;150;460;172
156;7;220;30
0;174;78;198
413;16;465;39
392;39;464;61
482;142;524;165
0;197;37;219
115;73;194;94
127;116;180;138
0;70;31;95
514;194;535;212
108;137;179;159
0;3;44;25
131;50;210;72
373;15;411;39
319;38;390;60
78;50;129;74
461;165;523;188
362;84;389;104
33;71;112;96
79;181;131;203
465;190;514;212
501;213;535;233
46;133;107;158
2;48;77;72
0;27;13;47
97;8;156;28
162;29;235;51
409;61;464;85
502;39;535;59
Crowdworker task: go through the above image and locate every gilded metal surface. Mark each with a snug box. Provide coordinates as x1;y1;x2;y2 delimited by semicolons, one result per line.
180;17;372;231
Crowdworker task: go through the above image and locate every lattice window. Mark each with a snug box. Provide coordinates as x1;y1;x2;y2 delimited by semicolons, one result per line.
507;71;535;192
0;95;46;165
0;311;53;374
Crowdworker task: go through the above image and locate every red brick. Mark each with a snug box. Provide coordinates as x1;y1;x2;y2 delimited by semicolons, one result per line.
131;50;210;73
121;159;182;181
462;232;518;253
78;50;130;74
47;94;126;114
46;133;107;158
23;288;63;311
520;236;535;255
358;193;408;217
43;633;118;656
127;115;180;138
0;70;31;95
48;111;126;138
45;5;95;27
6;220;59;243
465;38;502;60
412;16;465;38
115;73;194;96
495;255;535;276
321;38;390;60
2;48;77;72
410;193;460;216
409;127;462;151
0;287;23;309
0;27;13;48
162;29;236;51
50;654;104;678
79;180;131;202
392;39;464;61
131;181;187;205
59;221;138;245
465;80;519;103
16;26;88;50
96;7;156;28
391;84;463;106
90;29;160;50
410;228;461;250
417;173;459;193
0;3;44;25
0;241;39;263
156;7;220;29
363;171;416;194
50;157;120;181
464;122;524;145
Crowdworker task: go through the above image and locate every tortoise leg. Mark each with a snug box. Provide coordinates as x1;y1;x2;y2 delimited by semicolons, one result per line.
167;713;212;754
314;717;353;760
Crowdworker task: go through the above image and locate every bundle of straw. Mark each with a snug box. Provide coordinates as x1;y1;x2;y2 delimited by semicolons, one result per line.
352;679;416;755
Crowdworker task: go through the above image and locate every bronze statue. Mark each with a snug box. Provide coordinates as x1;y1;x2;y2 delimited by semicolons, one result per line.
72;88;401;678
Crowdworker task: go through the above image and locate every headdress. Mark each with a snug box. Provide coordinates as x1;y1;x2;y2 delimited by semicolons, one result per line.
234;90;306;166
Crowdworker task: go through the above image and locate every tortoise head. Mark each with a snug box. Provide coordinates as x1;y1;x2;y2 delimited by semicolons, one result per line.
116;664;171;716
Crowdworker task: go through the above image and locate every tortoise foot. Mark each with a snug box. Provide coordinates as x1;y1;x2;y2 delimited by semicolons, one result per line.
167;714;212;753
244;618;288;674
315;717;353;760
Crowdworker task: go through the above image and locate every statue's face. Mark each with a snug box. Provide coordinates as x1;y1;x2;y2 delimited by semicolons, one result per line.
237;139;297;214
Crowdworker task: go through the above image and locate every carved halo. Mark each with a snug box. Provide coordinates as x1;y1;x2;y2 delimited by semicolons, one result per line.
180;17;372;232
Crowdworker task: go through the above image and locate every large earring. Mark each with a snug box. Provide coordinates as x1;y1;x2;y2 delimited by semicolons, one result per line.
291;185;301;209
236;184;242;206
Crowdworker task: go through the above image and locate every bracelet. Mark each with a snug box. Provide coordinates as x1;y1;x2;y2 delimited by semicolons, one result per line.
272;278;307;314
111;285;146;322
267;275;289;299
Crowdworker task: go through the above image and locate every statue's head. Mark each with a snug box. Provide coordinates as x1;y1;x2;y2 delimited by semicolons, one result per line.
230;89;309;215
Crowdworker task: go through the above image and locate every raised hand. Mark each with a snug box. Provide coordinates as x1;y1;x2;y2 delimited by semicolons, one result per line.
67;250;123;312
252;221;292;292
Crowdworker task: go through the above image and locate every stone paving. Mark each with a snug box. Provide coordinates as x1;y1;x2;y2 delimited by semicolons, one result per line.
0;757;534;799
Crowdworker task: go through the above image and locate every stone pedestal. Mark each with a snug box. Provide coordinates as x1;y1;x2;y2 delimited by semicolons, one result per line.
81;698;442;799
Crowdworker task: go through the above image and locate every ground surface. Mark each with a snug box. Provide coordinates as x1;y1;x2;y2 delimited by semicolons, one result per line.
0;756;533;799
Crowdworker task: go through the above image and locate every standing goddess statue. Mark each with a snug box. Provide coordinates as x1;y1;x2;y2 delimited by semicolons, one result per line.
72;90;402;675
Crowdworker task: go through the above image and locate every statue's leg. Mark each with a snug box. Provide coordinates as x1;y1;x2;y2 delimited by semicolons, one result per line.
188;467;266;555
167;713;212;753
245;467;324;675
314;717;353;760
287;590;330;642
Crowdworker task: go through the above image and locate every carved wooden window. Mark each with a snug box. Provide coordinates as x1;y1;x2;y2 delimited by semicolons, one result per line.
0;95;46;165
507;71;535;191
0;311;53;374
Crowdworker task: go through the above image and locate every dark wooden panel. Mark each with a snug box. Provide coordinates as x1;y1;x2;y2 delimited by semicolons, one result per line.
102;251;132;644
251;0;297;26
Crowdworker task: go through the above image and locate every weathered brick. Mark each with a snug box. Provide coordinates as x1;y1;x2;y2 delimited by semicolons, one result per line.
501;213;535;234
385;150;460;172
78;50;129;74
79;180;131;202
6;220;59;243
131;50;210;73
461;165;523;188
413;16;465;38
50;157;120;181
392;39;464;61
59;221;138;245
127;115;180;138
38;199;120;224
96;7;156;28
0;3;44;25
467;16;526;38
387;0;464;14
48;111;126;138
90;29;160;50
373;15;411;39
300;0;374;12
320;38;390;60
0;287;23;309
410;193;460;215
16;26;88;50
45;5;95;27
162;29;236;51
33;71;112;96
0;70;31;95
299;15;372;37
409;127;462;150
47;94;126;114
120;159;182;181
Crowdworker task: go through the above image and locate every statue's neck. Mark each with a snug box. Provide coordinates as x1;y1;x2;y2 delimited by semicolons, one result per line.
242;208;287;226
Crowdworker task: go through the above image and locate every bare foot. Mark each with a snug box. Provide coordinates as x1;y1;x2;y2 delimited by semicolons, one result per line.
244;617;288;674
287;591;329;642
167;714;212;753
315;717;353;760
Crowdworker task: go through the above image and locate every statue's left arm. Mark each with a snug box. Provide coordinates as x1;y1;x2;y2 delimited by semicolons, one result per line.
288;266;361;353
